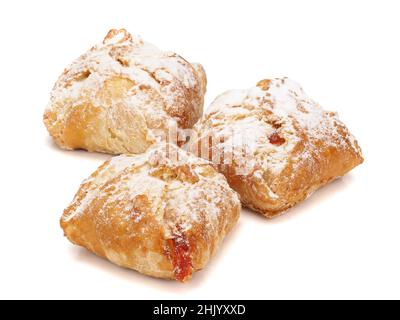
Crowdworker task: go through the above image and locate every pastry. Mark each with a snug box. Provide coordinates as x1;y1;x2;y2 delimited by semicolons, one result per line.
60;143;240;282
44;29;207;154
188;78;363;218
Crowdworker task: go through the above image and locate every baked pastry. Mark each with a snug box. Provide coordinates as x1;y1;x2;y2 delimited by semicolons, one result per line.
44;29;207;154
60;143;240;282
188;78;363;218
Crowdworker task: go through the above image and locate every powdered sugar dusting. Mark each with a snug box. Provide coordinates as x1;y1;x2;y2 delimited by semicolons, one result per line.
63;155;141;222
193;78;361;178
62;144;240;239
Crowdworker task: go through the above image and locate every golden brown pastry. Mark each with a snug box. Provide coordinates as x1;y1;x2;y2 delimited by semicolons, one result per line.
188;78;363;218
44;29;207;154
60;143;240;282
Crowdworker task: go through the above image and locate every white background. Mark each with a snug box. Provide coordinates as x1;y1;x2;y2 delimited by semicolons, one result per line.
0;0;399;300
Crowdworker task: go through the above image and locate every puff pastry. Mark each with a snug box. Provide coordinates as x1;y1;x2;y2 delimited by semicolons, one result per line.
188;78;363;218
44;29;207;154
60;143;240;281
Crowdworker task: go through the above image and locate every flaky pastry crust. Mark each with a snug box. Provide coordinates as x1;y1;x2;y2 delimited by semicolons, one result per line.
188;78;363;218
44;29;207;154
60;144;240;281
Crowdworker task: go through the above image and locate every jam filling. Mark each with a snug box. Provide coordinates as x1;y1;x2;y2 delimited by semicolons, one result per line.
269;132;286;146
171;235;193;282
